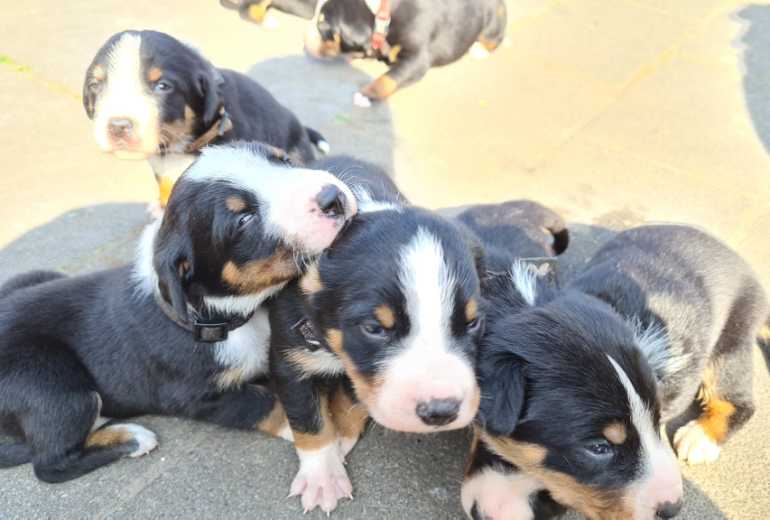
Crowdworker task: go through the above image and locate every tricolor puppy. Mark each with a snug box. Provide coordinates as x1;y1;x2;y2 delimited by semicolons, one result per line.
269;164;485;513
0;142;356;483
304;0;507;104
220;0;319;23
83;30;328;207
466;225;768;520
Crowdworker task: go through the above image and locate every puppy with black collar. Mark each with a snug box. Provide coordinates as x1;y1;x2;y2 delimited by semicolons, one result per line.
0;142;357;483
304;0;507;104
465;224;767;520
83;30;329;207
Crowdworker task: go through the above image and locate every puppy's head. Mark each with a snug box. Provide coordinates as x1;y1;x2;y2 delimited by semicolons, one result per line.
301;207;483;433
83;30;222;159
148;142;357;320
477;290;683;520
305;0;373;59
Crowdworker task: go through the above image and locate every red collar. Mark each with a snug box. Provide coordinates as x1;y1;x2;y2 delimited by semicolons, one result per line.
371;0;391;51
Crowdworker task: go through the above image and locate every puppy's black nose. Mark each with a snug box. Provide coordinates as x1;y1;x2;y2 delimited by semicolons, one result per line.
108;117;134;139
416;398;460;426
656;500;683;519
316;184;346;217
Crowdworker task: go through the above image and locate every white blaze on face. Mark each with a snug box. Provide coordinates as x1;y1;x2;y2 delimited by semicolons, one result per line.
607;356;683;519
184;145;357;255
93;32;160;157
367;227;480;433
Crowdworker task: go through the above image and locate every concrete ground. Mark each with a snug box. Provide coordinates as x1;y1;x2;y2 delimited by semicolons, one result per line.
1;0;769;518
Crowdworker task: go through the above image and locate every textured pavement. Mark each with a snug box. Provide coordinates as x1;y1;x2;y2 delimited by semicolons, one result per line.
1;1;769;518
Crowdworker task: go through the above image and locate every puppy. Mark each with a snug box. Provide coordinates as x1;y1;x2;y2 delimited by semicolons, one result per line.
304;0;507;103
466;224;768;519
0;142;356;483
269;161;489;512
83;30;329;207
220;0;318;23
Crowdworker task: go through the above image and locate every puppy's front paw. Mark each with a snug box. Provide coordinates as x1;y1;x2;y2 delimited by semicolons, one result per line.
461;468;540;520
674;420;721;465
289;445;353;513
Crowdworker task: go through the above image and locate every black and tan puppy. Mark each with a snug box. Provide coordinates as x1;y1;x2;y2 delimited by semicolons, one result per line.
304;0;507;103
0;143;357;483
270;162;487;512
83;30;328;207
465;225;767;520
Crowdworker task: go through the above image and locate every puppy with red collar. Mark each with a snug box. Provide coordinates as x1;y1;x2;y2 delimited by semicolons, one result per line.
304;0;507;104
83;30;329;207
465;225;767;519
0;142;356;483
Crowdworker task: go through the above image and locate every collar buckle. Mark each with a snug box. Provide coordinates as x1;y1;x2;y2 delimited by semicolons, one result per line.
193;321;229;343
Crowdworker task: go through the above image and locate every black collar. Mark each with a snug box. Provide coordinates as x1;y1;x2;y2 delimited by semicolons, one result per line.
154;291;253;343
291;317;324;351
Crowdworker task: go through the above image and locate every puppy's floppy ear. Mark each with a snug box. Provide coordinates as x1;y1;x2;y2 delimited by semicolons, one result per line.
196;66;224;127
154;223;195;322
477;354;526;436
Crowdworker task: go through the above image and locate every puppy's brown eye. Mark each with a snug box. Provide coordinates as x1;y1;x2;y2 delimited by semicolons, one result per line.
237;213;255;227
361;321;387;339
466;317;482;334
153;80;173;93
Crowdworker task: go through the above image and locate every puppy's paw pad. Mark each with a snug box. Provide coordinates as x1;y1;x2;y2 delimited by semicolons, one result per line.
123;424;159;457
674;421;721;465
353;92;372;108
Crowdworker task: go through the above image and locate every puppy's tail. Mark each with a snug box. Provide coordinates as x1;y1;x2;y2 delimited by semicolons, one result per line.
0;270;65;299
306;127;330;155
0;442;32;468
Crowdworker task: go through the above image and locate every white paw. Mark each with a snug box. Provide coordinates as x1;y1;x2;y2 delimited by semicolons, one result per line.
289;445;353;513
469;42;491;60
461;468;542;520
122;424;159;458
673;421;721;465
353;91;372;108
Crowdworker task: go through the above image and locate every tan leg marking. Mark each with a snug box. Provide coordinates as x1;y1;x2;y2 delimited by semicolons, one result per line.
330;388;369;443
246;0;272;23
256;401;290;437
361;74;399;101
294;393;338;451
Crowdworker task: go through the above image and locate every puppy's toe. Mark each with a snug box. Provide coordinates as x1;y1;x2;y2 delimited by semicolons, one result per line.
674;420;721;465
469;42;491;60
124;424;159;457
289;445;352;513
353;92;373;108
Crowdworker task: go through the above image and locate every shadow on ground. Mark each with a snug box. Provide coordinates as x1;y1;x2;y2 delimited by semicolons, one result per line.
0;203;149;285
247;55;395;173
737;5;770;162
